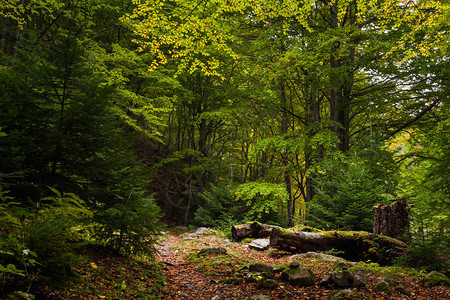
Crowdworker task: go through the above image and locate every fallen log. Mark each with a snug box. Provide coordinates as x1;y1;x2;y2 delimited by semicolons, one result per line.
270;227;407;264
231;222;278;241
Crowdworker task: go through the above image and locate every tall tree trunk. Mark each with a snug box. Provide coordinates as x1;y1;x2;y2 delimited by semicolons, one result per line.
280;82;294;226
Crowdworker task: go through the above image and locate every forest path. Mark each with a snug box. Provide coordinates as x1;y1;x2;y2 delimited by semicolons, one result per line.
154;228;450;300
155;230;263;299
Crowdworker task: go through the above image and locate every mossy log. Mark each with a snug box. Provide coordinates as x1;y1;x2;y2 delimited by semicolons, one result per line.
270;227;407;264
231;222;278;241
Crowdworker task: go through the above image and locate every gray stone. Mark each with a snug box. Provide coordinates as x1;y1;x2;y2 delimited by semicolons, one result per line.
196;227;211;234
281;267;317;286
352;270;367;288
198;247;227;256
320;270;352;288
328;289;355;300
249;238;270;251
211;296;220;300
289;262;300;269
334;270;352;287
249;263;274;278
290;252;354;264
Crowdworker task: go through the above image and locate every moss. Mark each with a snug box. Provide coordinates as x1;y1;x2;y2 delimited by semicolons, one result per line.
422;271;450;287
279;227;295;235
374;279;391;294
374;235;407;248
203;231;217;236
241;238;255;243
258;279;278;289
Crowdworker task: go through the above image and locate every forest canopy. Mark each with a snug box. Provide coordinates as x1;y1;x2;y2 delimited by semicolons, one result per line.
0;0;448;295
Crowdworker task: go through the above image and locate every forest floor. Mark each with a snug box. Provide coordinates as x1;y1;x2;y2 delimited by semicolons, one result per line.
34;227;448;299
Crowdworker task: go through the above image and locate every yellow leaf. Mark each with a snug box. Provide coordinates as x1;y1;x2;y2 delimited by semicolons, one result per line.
90;262;98;269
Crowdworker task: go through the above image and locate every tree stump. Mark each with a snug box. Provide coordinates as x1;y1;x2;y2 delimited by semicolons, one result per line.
373;199;411;240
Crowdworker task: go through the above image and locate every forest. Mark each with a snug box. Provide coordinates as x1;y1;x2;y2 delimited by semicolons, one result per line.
0;0;448;299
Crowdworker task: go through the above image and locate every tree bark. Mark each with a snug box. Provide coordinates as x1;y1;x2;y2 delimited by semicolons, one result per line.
373;199;411;240
270;227;407;264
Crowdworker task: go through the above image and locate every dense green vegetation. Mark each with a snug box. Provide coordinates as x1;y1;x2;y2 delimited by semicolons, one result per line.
0;0;448;296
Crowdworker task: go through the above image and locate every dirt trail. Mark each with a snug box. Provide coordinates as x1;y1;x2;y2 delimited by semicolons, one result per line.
155;233;261;299
155;229;450;300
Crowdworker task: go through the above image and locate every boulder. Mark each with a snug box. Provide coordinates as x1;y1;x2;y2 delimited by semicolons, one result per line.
421;271;450;287
198;247;227;256
374;278;391;294
320;263;353;288
290;252;354;263
281;267;317;286
248;263;274;278
258;278;278;289
352;270;367;288
249;239;270;251
328;289;355;300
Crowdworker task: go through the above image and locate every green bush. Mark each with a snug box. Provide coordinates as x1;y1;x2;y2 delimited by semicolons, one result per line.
0;188;92;292
96;190;161;256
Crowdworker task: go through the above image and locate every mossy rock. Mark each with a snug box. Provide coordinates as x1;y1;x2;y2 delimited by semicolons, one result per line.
258;279;278;289
281;267;317;286
374;279;391;294
328;289;355;300
421;271;450;287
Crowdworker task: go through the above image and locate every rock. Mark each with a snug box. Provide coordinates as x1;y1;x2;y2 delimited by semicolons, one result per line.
258;278;278;289
421;271;450;287
196;227;211;234
249;239;270;251
289;262;300;269
247;296;271;300
395;284;411;296
273;265;285;273
352;270;367;288
212;296;220;300
185;233;199;238
331;270;352;287
249;263;274;278
374;279;390;294
290;252;352;263
281;267;317;286
320;269;353;288
198;247;227;256
328;289;355;300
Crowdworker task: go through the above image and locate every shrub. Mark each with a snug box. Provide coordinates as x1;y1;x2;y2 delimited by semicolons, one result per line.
0;188;92;292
